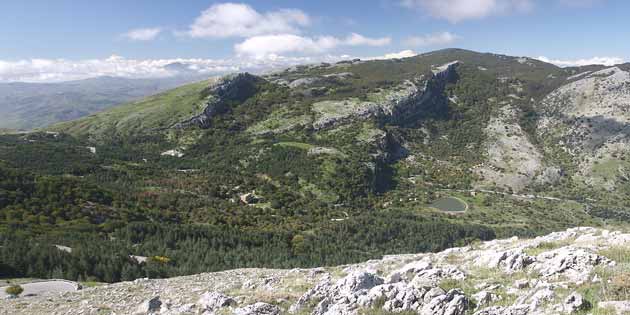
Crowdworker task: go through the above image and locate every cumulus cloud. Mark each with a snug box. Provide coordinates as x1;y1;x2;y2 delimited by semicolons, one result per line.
0;56;236;82
0;54;358;83
403;32;459;47
536;56;625;67
367;50;419;60
401;0;533;23
186;2;310;38
344;33;392;46
235;33;391;58
123;28;162;41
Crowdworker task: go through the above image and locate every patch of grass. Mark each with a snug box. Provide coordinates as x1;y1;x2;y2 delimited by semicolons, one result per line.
50;79;214;140
593;263;630;301
598;246;630;264
275;142;315;150
80;281;105;288
523;239;575;256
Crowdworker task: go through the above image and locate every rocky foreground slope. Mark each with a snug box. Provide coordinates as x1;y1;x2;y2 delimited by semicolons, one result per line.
4;227;630;315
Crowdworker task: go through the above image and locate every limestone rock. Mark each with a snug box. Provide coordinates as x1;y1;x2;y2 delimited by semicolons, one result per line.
197;292;236;311
134;296;162;314
472;290;500;306
473;305;530;315
532;248;610;282
336;271;384;295
561;292;589;313
233;302;280;315
598;301;630;315
420;289;468;315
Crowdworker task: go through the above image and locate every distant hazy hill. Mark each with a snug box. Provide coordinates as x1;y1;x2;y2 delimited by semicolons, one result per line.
0;74;209;130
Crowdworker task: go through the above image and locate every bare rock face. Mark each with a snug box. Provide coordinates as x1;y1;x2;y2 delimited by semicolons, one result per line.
175;73;261;129
538;66;630;191
3;227;630;315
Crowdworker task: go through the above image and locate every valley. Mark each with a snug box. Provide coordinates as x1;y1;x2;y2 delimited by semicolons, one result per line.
1;49;630;313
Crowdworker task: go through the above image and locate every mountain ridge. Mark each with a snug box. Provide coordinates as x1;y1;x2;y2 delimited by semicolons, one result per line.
2;48;630;294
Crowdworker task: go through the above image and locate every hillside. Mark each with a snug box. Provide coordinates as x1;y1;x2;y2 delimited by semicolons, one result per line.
0;75;208;130
1;48;630;287
3;227;630;315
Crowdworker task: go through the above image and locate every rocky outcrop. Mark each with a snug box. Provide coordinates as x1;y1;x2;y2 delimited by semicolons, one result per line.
289;264;468;315
3;227;630;315
475;105;561;193
174;73;261;129
311;61;459;131
531;247;611;282
537;66;630;191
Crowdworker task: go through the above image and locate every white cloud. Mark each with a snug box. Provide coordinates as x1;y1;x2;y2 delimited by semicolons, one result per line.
536;56;625;67
401;0;533;23
0;54;357;83
403;32;459;47
0;56;236;82
186;2;310;38
123;28;162;41
235;33;391;58
344;33;391;46
367;50;419;60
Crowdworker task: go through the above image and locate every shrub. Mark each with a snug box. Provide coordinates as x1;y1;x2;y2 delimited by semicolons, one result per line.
5;284;24;296
610;272;630;300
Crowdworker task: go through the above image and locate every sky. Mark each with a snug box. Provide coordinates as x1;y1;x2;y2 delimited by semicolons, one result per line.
0;0;628;82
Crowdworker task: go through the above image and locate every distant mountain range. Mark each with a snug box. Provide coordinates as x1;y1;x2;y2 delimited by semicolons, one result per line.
0;74;210;130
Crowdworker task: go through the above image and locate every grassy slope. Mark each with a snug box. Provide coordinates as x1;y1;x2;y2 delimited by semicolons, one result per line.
49;79;214;141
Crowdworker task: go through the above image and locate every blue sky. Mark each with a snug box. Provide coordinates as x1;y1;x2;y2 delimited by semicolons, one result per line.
0;0;627;82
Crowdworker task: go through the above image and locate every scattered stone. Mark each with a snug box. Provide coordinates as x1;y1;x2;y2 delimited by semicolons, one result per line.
472;291;500;306
233;302;280;315
197;291;236;311
134;296;161;314
161;149;184;158
473;305;530;315
532;248;610;282
561;292;589;313
514;279;529;289
240;192;262;205
420;289;468;315
598;301;630;314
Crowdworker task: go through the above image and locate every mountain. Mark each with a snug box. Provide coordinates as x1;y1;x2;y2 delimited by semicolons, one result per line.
3;227;629;315
0;74;210;130
1;48;630;288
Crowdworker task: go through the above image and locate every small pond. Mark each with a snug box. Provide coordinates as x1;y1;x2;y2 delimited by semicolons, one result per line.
430;197;468;212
